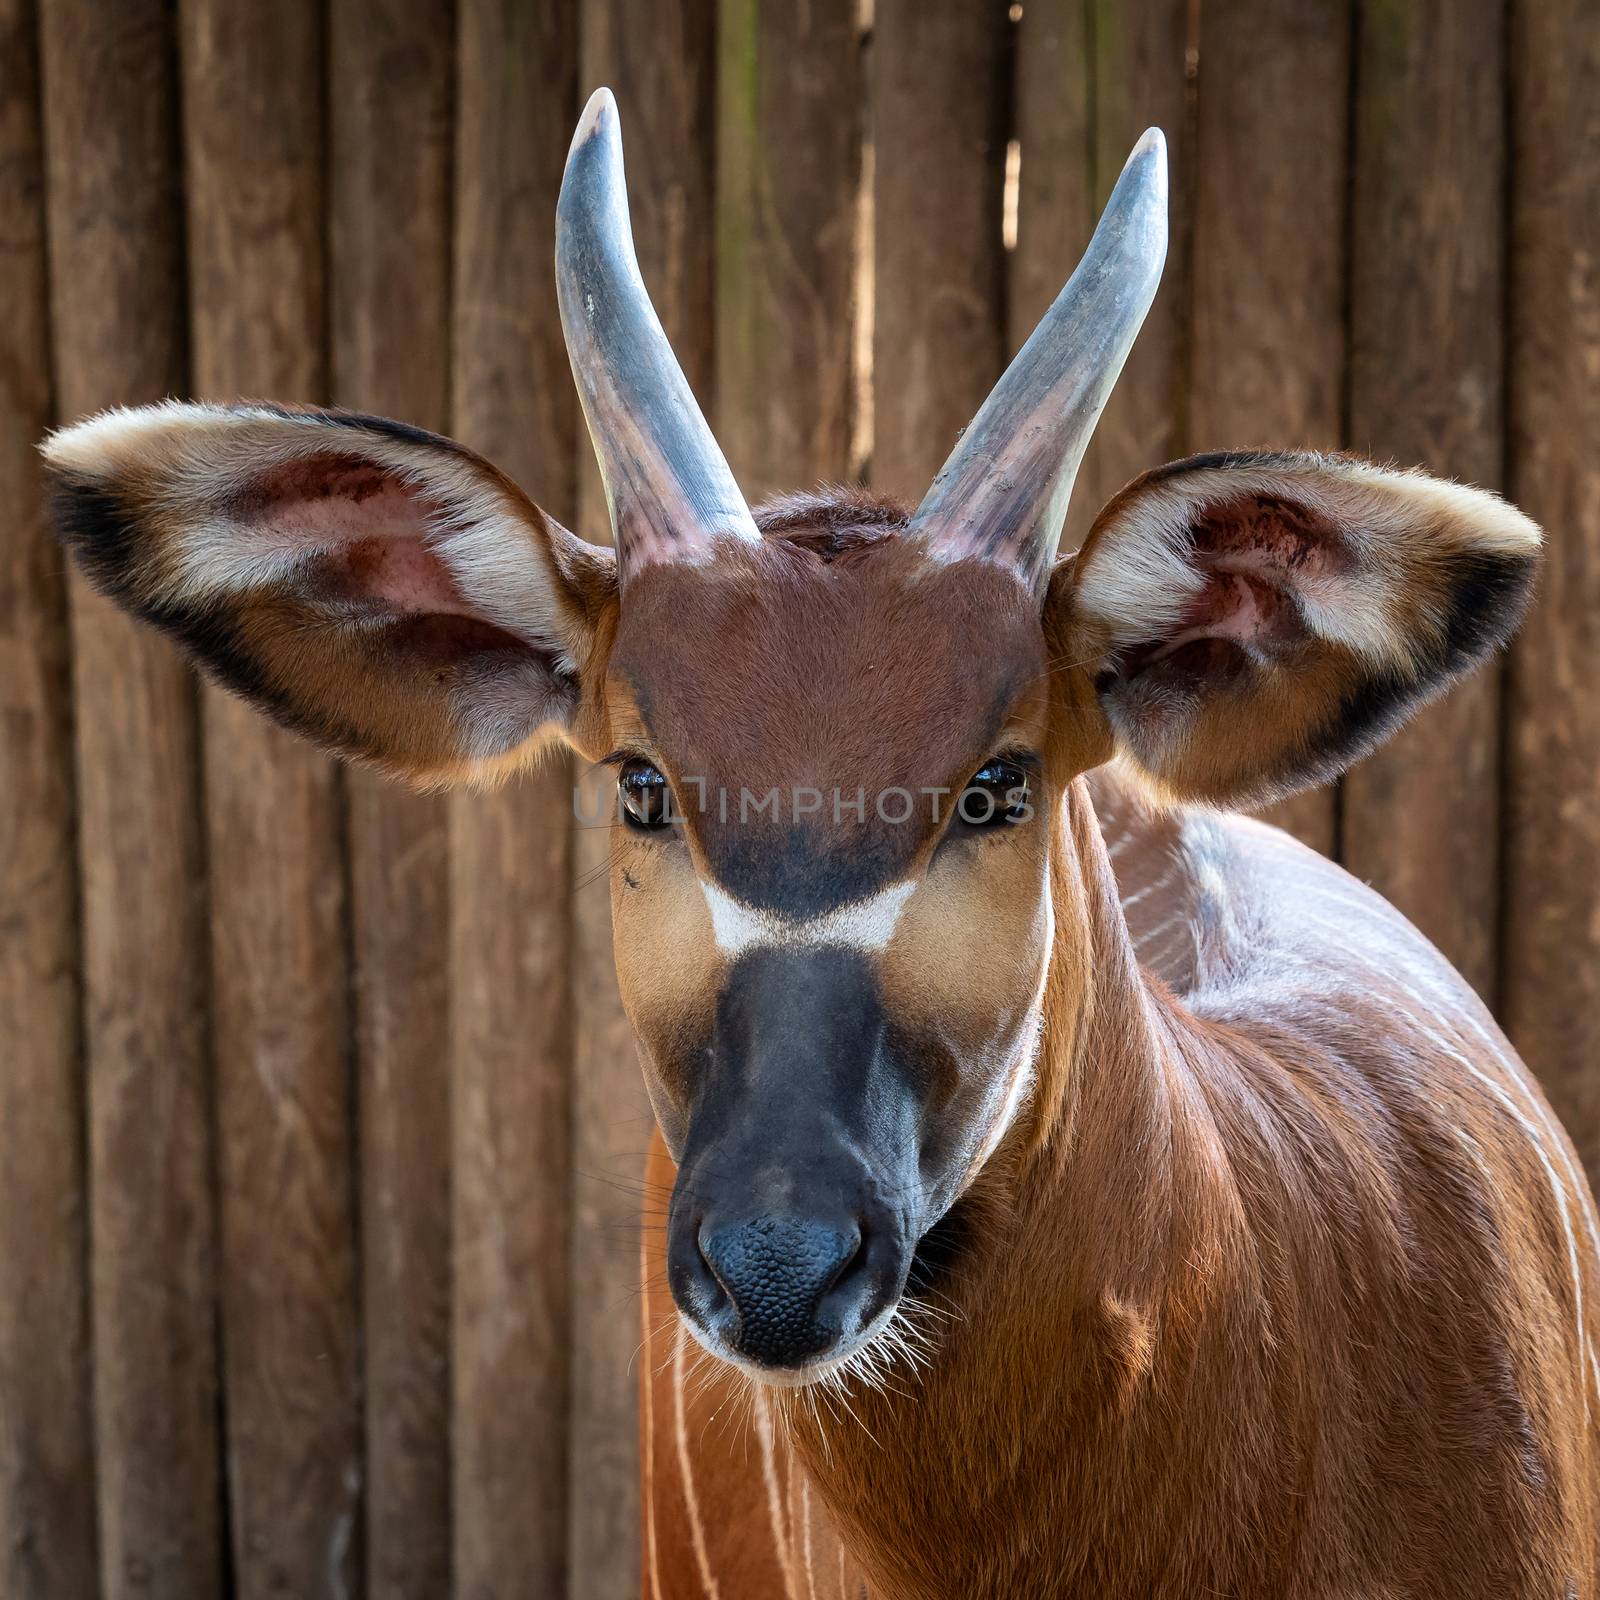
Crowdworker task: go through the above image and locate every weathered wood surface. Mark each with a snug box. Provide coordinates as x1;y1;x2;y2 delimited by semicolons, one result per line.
569;4;718;1594
181;2;364;1594
1075;0;1192;552
329;0;455;1593
451;3;577;1595
0;1;98;1593
870;0;1008;502
1505;0;1600;1190
39;2;223;1595
716;0;861;499
1010;0;1191;551
1341;0;1506;997
1188;0;1350;855
1010;0;1093;360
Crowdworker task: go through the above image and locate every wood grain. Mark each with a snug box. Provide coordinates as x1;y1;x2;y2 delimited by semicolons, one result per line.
1505;0;1600;1189
39;1;223;1594
1341;0;1506;997
869;0;1009;504
0;0;98;1590
570;5;716;1593
180;1;363;1592
451;3;577;1593
1188;0;1350;855
1073;0;1193;551
1011;0;1094;362
328;1;455;1593
716;0;862;500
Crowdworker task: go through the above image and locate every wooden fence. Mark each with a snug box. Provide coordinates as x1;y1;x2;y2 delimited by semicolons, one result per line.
0;0;1596;1595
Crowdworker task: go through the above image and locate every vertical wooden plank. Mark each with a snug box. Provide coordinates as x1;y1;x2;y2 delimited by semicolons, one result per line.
717;0;861;499
1011;0;1093;359
1505;0;1600;1187
39;2;224;1594
571;6;715;1593
0;0;98;1590
1341;0;1505;996
1187;0;1350;855
1070;0;1192;550
327;2;454;1594
180;2;364;1593
451;4;576;1594
1012;0;1191;544
870;0;1009;502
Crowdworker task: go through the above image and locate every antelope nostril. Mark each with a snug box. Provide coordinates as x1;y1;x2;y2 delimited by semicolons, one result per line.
694;1222;735;1306
831;1225;865;1287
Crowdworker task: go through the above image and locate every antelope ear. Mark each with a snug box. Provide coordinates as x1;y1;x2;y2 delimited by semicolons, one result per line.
43;402;617;785
1058;451;1540;809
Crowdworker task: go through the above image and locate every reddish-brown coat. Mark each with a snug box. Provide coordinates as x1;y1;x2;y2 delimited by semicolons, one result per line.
642;766;1600;1597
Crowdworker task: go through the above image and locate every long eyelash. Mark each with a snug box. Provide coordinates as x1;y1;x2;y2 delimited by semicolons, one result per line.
991;746;1041;773
599;747;648;769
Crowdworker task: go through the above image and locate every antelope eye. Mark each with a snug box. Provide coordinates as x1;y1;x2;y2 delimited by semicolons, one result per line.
618;759;674;831
957;758;1032;829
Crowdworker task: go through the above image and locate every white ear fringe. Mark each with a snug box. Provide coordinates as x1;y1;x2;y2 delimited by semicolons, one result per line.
44;400;584;675
1073;454;1541;676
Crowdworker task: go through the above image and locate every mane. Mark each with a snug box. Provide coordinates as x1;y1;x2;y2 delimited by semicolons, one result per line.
753;486;911;562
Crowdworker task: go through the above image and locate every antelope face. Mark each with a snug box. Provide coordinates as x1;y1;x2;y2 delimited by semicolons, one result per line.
45;91;1538;1386
607;522;1063;1375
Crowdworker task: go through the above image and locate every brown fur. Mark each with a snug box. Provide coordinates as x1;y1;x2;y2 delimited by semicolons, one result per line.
42;405;1590;1598
643;766;1600;1598
609;535;1047;905
621;476;1583;1598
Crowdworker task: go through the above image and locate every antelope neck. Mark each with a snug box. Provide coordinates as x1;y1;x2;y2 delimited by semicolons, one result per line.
775;780;1240;1597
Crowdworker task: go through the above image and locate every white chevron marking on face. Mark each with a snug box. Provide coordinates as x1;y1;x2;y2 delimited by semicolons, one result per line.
701;878;918;956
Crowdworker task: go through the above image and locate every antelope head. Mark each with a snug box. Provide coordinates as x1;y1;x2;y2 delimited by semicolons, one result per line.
44;90;1538;1384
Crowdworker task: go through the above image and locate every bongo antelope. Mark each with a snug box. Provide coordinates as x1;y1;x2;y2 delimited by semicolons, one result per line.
44;89;1600;1598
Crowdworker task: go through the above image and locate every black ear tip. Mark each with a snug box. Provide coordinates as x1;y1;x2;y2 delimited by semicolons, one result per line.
1313;544;1540;792
1440;546;1540;672
47;470;143;601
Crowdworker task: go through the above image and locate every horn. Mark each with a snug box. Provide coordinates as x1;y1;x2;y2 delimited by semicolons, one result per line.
556;88;759;580
907;129;1169;590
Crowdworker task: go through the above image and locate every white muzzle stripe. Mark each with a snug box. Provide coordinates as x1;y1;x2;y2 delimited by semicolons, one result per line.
701;878;917;956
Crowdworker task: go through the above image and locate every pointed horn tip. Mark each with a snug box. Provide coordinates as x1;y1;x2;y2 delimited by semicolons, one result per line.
1123;127;1168;192
571;87;619;153
1131;126;1165;161
1120;128;1171;195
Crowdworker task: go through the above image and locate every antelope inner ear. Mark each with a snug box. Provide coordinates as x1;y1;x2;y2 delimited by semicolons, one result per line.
1061;450;1540;809
44;401;618;785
